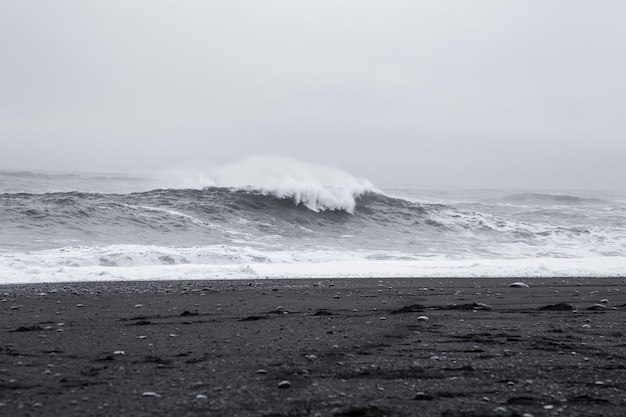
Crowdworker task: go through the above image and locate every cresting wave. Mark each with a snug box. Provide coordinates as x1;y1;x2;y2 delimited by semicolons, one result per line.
159;155;377;212
0;187;428;251
1;161;625;284
1;186;624;256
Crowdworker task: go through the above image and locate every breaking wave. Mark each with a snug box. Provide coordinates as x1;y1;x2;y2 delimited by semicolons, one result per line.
159;155;376;212
1;162;625;283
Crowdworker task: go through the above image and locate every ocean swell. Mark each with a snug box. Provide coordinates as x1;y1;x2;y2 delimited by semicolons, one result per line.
163;156;376;212
2;165;625;284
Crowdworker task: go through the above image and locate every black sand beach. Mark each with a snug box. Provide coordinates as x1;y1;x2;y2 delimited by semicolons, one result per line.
1;278;625;417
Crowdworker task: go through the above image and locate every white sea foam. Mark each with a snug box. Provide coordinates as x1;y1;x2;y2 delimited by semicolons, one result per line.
1;244;625;284
2;169;625;284
160;156;376;212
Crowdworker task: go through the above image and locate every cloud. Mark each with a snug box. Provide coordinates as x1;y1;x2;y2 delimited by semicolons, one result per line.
1;1;625;190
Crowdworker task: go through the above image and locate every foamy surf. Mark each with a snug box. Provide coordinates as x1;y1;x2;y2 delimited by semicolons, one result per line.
159;155;376;212
1;159;625;284
1;245;625;285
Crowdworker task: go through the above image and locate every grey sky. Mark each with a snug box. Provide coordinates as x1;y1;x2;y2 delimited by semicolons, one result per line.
1;1;625;190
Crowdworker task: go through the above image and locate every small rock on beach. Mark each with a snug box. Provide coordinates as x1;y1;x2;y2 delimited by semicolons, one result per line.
277;380;291;389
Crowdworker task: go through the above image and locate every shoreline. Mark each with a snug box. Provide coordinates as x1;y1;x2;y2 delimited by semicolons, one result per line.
2;277;625;416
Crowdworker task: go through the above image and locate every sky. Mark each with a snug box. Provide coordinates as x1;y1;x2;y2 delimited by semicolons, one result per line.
1;1;625;190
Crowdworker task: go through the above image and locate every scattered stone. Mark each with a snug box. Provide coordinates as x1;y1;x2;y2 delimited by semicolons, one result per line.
391;304;424;314
413;392;434;400
240;316;267;321
509;282;529;288
277;380;291;389
12;325;43;332
538;303;574;311
442;302;492;311
256;369;268;374
267;307;288;315
506;396;536;405
600;298;609;304
142;392;160;398
568;394;610;404
195;394;207;400
76;304;84;307
417;316;429;321
333;405;388;417
113;351;125;355
313;309;333;316
588;303;607;310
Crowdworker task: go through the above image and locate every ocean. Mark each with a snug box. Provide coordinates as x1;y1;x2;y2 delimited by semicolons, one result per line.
1;163;625;284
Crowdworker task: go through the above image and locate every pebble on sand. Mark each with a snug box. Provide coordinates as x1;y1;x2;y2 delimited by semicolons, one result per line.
538;303;574;311
417;316;429;321
142;392;160;398
509;282;529;288
277;380;292;389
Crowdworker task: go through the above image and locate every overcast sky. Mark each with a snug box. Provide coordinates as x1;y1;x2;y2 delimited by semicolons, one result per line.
1;1;625;190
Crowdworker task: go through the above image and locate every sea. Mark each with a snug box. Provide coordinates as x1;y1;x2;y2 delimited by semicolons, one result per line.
1;160;625;284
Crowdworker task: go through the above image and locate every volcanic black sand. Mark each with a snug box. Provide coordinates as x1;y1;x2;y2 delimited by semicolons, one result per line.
1;278;625;417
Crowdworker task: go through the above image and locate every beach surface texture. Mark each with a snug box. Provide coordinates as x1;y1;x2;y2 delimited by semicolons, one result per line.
1;277;625;417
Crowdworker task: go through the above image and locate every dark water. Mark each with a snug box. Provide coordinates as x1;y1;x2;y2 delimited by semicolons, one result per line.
1;170;625;282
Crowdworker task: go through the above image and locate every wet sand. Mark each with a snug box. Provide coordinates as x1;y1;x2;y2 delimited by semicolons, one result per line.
1;277;625;417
